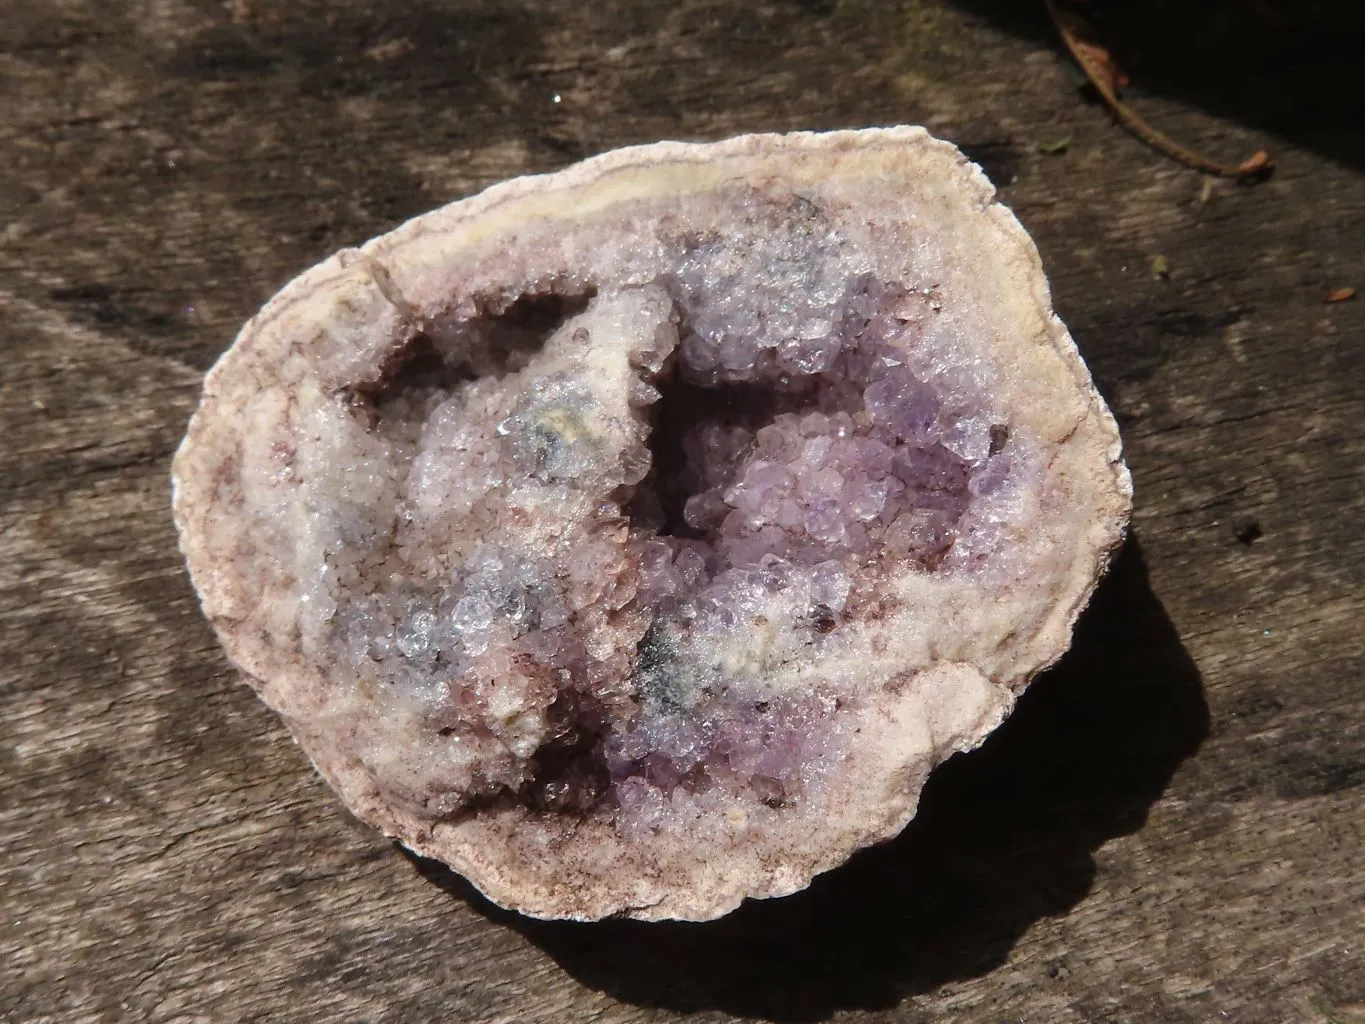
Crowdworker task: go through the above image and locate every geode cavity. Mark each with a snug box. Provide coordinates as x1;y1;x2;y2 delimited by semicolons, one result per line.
172;127;1131;921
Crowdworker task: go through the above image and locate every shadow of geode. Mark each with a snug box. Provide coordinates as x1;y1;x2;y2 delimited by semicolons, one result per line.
412;536;1208;1021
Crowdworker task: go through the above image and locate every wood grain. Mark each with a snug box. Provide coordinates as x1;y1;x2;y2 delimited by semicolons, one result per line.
2;2;1362;1022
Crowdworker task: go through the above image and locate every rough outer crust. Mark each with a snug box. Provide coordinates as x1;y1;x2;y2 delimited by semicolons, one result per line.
172;127;1132;921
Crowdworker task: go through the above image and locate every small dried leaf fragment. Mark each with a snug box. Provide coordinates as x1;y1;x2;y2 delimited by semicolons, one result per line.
172;128;1131;921
1237;151;1274;178
1325;287;1357;303
1072;37;1130;92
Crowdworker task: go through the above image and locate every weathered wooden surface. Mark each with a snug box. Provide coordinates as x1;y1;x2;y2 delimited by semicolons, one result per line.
2;1;1362;1021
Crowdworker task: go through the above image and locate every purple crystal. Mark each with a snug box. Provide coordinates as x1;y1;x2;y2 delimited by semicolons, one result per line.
864;367;941;441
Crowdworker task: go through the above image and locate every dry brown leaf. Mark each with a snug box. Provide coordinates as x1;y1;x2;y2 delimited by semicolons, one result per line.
1045;0;1271;180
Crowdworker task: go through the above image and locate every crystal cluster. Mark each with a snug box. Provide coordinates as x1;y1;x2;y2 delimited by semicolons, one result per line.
173;129;1130;921
310;205;1037;833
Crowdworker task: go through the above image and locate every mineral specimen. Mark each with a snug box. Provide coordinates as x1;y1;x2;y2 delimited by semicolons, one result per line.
172;127;1131;921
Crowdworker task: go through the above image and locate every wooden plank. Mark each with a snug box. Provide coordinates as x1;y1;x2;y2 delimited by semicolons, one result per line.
2;1;1361;1022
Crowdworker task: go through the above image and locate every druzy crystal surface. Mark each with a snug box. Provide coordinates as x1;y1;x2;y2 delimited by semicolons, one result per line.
173;129;1131;920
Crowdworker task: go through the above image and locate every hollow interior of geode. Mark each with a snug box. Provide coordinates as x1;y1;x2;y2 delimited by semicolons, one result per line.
312;197;1026;837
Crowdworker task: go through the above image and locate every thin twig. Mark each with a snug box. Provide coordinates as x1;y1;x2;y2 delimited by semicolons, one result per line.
1044;0;1272;180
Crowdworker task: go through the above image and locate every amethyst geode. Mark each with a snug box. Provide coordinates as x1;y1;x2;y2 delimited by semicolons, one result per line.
172;128;1131;920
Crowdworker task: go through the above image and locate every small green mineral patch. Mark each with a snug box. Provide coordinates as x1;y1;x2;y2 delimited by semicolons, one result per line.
633;619;692;712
